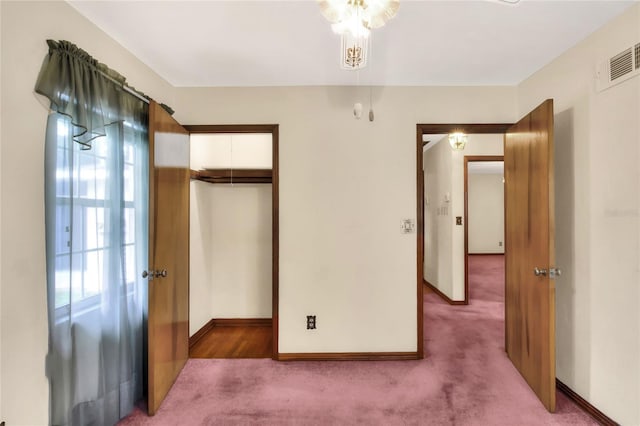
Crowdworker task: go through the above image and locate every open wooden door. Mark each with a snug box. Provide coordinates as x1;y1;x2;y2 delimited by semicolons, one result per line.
505;99;557;412
147;101;190;414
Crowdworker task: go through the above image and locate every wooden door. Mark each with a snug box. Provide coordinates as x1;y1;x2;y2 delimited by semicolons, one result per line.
504;99;556;412
147;101;190;414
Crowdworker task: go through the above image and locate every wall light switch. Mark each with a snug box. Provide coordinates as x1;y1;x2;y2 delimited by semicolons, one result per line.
401;219;415;234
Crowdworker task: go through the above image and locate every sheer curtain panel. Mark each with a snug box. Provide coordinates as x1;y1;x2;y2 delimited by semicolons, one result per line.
37;40;149;426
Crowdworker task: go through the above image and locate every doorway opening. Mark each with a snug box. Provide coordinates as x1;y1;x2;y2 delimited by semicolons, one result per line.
416;124;511;358
186;125;279;360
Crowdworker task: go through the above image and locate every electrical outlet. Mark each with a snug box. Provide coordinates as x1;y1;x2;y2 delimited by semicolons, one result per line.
306;315;316;330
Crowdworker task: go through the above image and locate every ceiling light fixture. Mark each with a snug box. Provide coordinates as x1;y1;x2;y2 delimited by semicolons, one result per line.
449;132;468;151
318;0;399;70
318;0;399;37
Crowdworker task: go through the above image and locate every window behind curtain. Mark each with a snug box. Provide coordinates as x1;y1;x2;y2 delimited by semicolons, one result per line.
51;113;145;316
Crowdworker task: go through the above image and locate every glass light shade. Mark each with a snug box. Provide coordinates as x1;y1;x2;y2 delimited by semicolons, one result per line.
340;32;369;69
332;19;370;38
449;132;468;150
318;0;400;35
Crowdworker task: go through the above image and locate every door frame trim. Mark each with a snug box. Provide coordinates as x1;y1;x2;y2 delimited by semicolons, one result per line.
463;155;504;304
185;124;280;360
416;124;512;358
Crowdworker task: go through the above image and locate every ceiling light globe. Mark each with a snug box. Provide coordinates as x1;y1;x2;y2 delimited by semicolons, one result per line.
449;132;468;150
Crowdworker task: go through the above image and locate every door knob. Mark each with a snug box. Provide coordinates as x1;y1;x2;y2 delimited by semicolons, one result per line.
534;267;547;277
534;267;561;278
549;268;561;278
143;269;167;279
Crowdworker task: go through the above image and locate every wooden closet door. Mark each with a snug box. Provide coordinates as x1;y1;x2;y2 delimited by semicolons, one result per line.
147;101;190;415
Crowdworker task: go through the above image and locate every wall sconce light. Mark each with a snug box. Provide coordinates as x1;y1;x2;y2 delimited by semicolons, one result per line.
449;132;468;150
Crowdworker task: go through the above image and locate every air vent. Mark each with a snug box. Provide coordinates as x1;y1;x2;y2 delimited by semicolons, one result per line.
610;49;633;81
597;41;640;92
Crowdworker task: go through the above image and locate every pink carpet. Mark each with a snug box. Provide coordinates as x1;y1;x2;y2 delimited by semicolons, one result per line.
120;255;596;425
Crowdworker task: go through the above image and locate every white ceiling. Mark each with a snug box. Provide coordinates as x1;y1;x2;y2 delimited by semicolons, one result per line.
422;134;446;150
68;0;636;87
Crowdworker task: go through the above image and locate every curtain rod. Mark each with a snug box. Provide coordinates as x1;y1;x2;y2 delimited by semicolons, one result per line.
98;68;150;105
123;85;150;105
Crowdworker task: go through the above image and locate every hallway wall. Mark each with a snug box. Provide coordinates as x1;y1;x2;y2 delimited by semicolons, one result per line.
423;136;453;298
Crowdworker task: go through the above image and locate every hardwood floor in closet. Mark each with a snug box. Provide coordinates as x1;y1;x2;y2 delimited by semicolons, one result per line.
190;325;273;358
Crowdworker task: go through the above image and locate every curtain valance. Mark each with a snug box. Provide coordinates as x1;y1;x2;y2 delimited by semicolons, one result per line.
34;39;172;147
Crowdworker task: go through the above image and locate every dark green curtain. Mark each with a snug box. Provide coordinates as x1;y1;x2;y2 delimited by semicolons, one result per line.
35;39;152;147
36;40;149;426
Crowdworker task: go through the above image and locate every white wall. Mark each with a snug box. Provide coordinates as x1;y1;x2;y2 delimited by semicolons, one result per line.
518;4;640;424
190;181;272;336
0;2;175;424
423;135;503;301
468;173;504;254
423;137;453;297
174;87;517;353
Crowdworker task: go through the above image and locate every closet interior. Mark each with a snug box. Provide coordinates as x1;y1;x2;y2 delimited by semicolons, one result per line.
188;132;273;358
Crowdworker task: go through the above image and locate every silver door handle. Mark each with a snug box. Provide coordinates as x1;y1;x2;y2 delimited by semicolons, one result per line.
143;269;167;279
534;267;547;277
534;267;561;278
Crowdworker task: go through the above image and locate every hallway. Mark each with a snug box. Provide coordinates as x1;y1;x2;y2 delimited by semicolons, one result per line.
121;257;595;425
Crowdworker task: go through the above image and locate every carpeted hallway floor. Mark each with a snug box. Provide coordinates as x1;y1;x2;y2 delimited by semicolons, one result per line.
121;255;596;425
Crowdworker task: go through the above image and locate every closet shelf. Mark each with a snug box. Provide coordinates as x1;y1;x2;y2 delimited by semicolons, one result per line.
191;168;272;184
